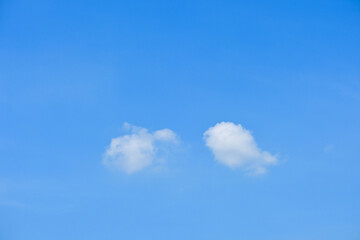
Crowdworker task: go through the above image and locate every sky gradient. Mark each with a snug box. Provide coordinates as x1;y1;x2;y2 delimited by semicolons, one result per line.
1;0;360;239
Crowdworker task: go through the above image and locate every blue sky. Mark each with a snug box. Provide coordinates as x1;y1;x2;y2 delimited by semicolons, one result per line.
1;0;360;239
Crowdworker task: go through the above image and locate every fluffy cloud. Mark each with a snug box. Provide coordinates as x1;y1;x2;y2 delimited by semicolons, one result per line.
204;122;277;175
103;124;177;174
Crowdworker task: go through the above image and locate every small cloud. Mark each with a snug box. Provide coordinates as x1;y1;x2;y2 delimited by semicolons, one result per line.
324;144;335;153
103;124;178;174
204;122;278;175
153;129;178;142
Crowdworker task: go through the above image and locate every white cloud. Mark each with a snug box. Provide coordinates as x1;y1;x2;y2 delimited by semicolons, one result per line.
204;122;278;175
153;129;178;142
103;124;177;174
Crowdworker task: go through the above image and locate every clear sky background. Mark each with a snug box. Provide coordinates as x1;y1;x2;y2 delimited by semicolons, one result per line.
1;0;360;239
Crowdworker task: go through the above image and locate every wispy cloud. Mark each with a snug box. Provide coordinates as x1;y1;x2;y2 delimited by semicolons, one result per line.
103;123;178;174
204;122;278;175
324;144;335;153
